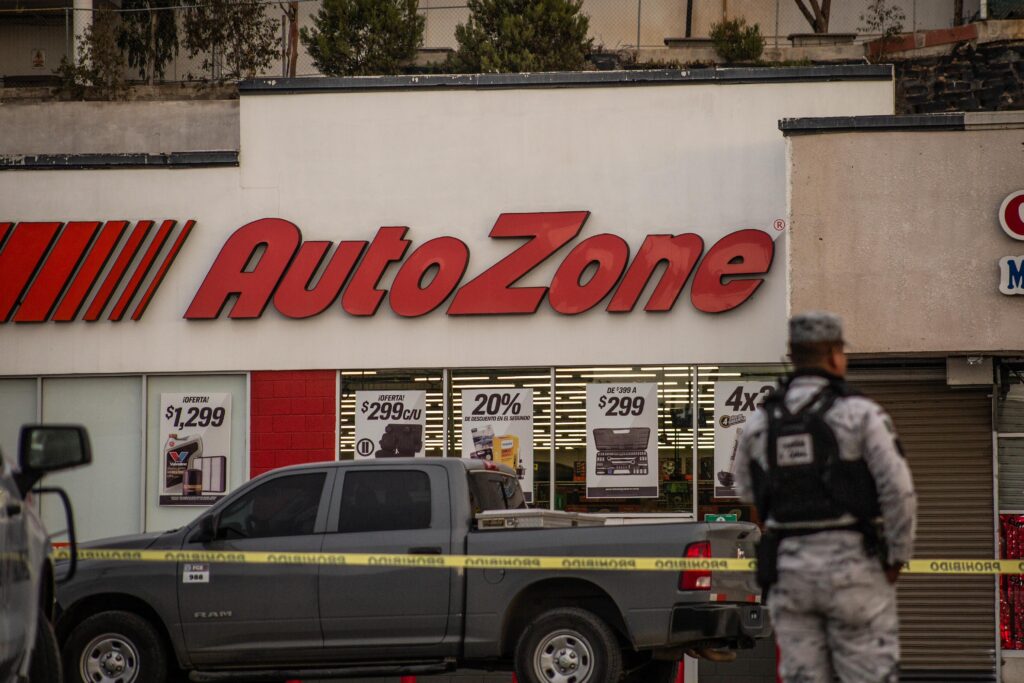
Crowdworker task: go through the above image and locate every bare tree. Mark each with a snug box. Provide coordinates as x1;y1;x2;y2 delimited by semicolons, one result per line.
281;1;299;76
794;0;831;33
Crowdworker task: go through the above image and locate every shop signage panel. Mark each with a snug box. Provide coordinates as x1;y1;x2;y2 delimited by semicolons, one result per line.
354;390;426;458
712;381;773;499
460;388;534;503
159;392;231;506
1;74;891;374
586;383;658;499
998;191;1024;296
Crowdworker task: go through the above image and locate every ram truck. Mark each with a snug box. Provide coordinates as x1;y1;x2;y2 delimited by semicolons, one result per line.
55;458;768;683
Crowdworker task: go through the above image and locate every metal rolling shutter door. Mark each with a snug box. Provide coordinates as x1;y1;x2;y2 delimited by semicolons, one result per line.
850;369;995;675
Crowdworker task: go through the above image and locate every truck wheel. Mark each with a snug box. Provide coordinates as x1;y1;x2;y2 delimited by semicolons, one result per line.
515;607;622;683
623;658;680;683
63;610;167;683
28;610;62;682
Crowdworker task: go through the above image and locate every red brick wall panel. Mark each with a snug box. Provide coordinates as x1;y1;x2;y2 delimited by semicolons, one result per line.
250;370;337;478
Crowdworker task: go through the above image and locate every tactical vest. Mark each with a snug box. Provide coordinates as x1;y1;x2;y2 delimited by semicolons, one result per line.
754;377;881;525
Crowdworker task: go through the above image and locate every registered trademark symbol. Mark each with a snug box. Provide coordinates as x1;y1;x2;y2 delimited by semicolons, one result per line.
773;219;786;232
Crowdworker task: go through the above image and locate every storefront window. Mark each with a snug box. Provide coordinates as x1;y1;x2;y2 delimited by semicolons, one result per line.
553;366;694;515
998;368;1024;652
0;378;37;467
145;375;247;533
339;370;445;458
448;368;551;507
40;376;144;541
695;365;783;524
336;364;787;517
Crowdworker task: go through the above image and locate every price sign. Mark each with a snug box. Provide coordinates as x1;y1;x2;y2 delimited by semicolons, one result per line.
159;393;231;507
713;381;774;499
355;390;426;458
586;383;658;499
460;389;534;503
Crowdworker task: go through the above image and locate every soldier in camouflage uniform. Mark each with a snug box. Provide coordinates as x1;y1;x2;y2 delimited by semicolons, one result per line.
734;311;917;683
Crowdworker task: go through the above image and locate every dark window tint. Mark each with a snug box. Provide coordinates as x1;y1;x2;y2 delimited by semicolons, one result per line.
468;472;527;512
337;470;431;533
217;473;325;539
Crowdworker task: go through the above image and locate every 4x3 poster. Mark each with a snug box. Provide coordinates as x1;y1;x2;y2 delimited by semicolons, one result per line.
460;388;534;503
354;390;426;458
159;393;231;506
712;381;774;499
586;383;658;499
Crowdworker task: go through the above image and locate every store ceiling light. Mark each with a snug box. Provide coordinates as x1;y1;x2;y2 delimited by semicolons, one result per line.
580;373;657;378
496;374;551;380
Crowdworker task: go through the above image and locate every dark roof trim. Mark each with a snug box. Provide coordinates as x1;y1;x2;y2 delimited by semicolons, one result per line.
779;113;965;135
0;151;239;171
240;65;892;95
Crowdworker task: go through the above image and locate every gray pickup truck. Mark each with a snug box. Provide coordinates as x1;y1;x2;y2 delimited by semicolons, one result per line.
55;458;768;683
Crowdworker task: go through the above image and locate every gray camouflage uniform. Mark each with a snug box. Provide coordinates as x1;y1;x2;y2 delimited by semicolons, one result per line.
734;374;917;683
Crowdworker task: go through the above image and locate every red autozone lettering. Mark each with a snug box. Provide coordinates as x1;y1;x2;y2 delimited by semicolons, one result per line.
184;212;774;319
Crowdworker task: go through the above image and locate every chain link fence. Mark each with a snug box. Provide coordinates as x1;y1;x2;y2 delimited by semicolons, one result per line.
0;0;981;85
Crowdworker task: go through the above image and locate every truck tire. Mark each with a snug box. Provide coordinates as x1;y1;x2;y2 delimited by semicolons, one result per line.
63;610;167;683
623;658;680;683
28;610;62;683
515;607;622;683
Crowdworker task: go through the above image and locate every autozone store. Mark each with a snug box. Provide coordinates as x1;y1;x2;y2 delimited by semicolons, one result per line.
0;67;948;680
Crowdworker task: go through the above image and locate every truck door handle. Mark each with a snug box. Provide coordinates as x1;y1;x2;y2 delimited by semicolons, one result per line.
409;546;442;555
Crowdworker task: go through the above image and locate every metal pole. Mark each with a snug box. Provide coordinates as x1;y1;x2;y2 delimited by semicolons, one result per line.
636;0;642;50
691;367;698;518
775;0;780;48
443;368;450;458
549;367;556;511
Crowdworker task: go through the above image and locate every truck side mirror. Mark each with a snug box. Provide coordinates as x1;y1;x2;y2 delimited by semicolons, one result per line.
15;425;92;496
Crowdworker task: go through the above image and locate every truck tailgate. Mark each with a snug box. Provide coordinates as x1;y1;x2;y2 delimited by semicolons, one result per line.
706;522;761;601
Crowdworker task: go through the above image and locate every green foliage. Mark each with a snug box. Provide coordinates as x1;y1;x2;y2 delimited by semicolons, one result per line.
117;0;178;84
709;17;765;63
300;0;425;76
55;11;129;100
449;0;592;73
860;0;906;62
183;0;280;80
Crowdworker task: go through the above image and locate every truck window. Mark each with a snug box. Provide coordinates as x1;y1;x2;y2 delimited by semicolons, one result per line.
337;470;432;533
217;472;326;539
468;472;527;512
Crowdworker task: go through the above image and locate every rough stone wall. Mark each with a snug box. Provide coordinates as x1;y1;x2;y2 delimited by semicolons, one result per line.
896;40;1024;113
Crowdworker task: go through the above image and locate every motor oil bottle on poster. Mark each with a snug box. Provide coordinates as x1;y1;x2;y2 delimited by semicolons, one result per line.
712;381;773;499
460;388;534;503
159;393;232;506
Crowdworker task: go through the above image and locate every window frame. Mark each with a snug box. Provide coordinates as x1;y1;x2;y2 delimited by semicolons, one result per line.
212;469;333;540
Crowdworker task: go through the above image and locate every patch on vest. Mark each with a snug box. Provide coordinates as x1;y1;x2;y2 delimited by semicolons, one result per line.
776;433;814;466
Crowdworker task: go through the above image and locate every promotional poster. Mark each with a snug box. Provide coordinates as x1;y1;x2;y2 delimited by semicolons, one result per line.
159;393;231;506
460;388;534;503
713;381;774;499
586;383;658;499
354;390;426;458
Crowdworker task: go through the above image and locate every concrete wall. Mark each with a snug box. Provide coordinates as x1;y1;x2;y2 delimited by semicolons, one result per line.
0;99;239;154
786;113;1024;355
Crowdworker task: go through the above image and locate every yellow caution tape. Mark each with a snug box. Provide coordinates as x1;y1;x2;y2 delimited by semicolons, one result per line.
48;548;1024;575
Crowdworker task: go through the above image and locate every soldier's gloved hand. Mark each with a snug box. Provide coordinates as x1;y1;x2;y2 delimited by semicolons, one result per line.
884;563;903;584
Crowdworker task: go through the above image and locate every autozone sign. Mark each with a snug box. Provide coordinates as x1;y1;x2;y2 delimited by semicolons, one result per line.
0;212;775;322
